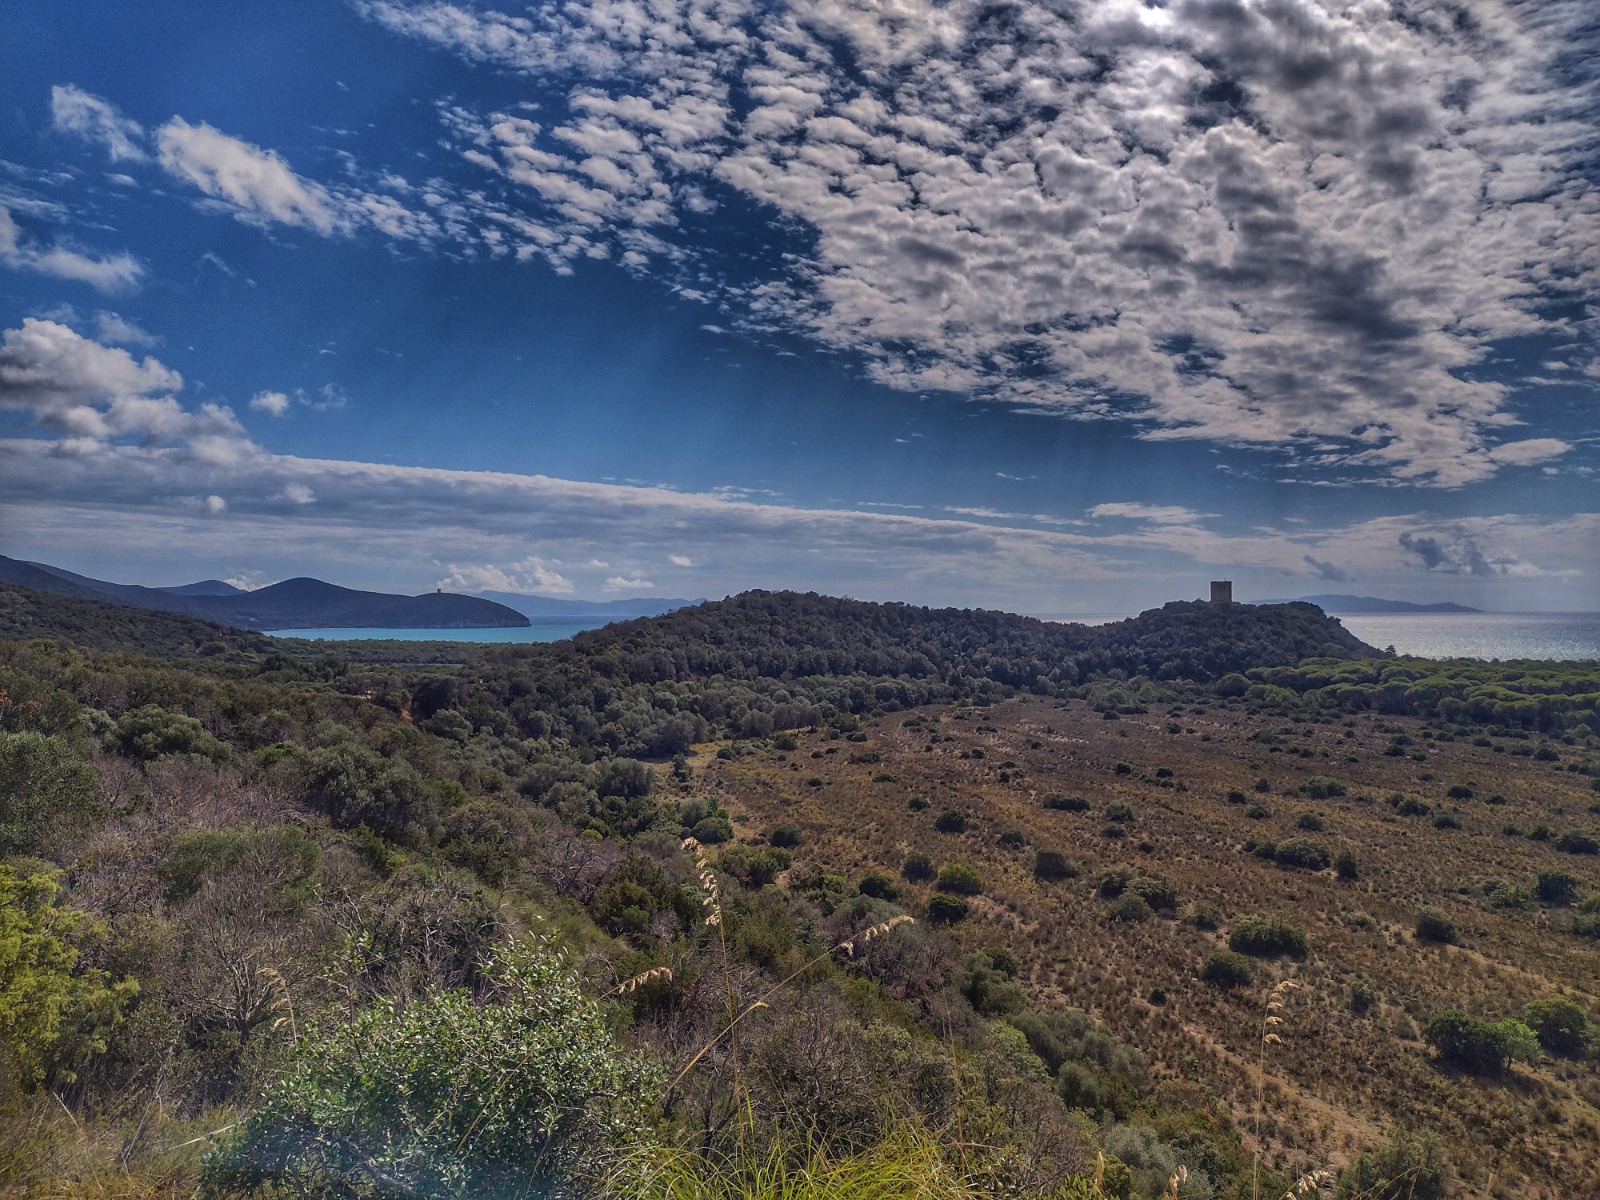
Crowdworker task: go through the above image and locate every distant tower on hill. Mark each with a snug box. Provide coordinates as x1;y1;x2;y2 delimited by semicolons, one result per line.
1210;580;1233;605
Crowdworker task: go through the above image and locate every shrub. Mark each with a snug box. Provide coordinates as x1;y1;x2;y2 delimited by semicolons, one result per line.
1273;838;1332;871
1446;784;1474;800
1556;831;1600;856
1335;1131;1450;1200
1422;1010;1537;1075
1100;823;1127;840
202;936;660;1198
1523;996;1589;1057
1244;804;1271;820
1349;981;1376;1015
1108;893;1153;923
1033;849;1080;882
906;794;929;811
1229;915;1308;958
933;808;969;834
302;743;443;846
1296;812;1325;831
857;872;900;901
769;824;803;849
1225;790;1246;805
1104;801;1134;822
1414;907;1458;945
1335;851;1360;881
1199;950;1254;988
110;704;230;764
997;828;1025;850
925;893;970;924
0;866;136;1087
901;852;935;883
0;732;95;856
936;863;985;895
1535;870;1579;905
1301;776;1346;800
1044;793;1090;812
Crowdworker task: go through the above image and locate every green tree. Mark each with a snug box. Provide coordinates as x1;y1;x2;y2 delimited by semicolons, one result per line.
1523;996;1589;1057
202;935;661;1200
0;866;135;1086
0;731;95;855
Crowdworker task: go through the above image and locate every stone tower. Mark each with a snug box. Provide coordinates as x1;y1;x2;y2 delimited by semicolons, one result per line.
1210;580;1233;604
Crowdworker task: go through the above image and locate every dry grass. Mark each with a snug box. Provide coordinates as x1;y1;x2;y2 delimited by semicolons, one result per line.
692;695;1600;1199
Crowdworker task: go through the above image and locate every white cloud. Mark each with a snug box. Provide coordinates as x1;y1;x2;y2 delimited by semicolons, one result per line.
1089;503;1209;525
50;84;148;162
250;390;292;417
363;0;1599;487
204;494;227;514
605;575;658;593
1487;438;1572;467
437;556;576;595
0;318;248;453
282;483;316;504
0;203;143;293
668;553;694;566
93;311;157;346
156;118;347;235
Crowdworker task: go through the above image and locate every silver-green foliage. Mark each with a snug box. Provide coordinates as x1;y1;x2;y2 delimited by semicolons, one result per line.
203;934;662;1199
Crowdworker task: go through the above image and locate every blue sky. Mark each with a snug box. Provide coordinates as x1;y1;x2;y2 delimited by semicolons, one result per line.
1;0;1597;612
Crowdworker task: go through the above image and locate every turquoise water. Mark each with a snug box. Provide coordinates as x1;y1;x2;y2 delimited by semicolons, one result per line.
264;622;604;643
268;611;1600;660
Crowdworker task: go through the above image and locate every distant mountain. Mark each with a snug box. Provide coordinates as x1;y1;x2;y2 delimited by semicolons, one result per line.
476;591;701;621
1258;593;1482;614
0;556;529;630
161;579;246;597
0;579;273;657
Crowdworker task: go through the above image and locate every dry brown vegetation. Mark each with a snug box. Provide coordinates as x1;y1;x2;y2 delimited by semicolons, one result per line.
696;695;1600;1199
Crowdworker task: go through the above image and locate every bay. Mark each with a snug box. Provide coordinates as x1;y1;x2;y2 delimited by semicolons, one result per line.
1335;613;1600;661
264;621;606;643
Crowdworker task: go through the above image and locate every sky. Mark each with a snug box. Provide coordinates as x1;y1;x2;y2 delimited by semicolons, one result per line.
1;0;1597;614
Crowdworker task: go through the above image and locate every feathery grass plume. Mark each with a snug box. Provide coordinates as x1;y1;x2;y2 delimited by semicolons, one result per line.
606;966;674;998
683;835;724;928
257;965;296;1043
839;914;915;956
1253;979;1300;1200
1282;1167;1333;1197
1164;1165;1190;1200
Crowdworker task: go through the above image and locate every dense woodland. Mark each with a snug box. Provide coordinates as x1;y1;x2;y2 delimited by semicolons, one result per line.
2;583;1598;1199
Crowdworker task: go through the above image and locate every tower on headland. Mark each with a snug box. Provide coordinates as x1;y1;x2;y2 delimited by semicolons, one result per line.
1210;580;1233;605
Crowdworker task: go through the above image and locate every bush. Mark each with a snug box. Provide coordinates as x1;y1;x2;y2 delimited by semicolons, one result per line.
1104;801;1134;822
901;852;935;883
1107;893;1153;923
1045;793;1090;812
1556;831;1600;856
1335;851;1359;881
1422;1010;1537;1075
925;893;970;924
933;808;969;834
1523;996;1589;1057
1335;1131;1450;1200
857;873;900;901
768;824;802;849
997;828;1025;850
1273;838;1332;871
1301;776;1346;800
1199;950;1254;989
202;937;659;1198
1244;804;1271;820
1229;915;1308;958
302;743;443;845
1033;849;1080;882
936;863;985;895
1295;812;1324;831
1414;907;1458;945
0;732;95;856
110;704;229;764
1535;869;1579;905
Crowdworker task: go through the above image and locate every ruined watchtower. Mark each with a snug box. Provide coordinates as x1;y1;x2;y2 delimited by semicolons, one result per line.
1210;580;1233;605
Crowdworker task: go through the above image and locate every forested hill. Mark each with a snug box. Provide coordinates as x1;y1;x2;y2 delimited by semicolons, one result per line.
555;591;1382;688
0;580;274;657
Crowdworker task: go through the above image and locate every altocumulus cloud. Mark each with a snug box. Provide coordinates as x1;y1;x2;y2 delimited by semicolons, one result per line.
358;0;1600;487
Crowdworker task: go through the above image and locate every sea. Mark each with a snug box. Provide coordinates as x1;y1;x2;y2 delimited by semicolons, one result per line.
265;622;601;644
1044;611;1600;662
269;611;1600;661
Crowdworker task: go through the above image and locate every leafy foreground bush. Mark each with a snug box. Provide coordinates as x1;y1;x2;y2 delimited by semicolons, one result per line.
1422;1010;1539;1076
203;936;660;1200
1334;1130;1450;1200
1228;915;1308;959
